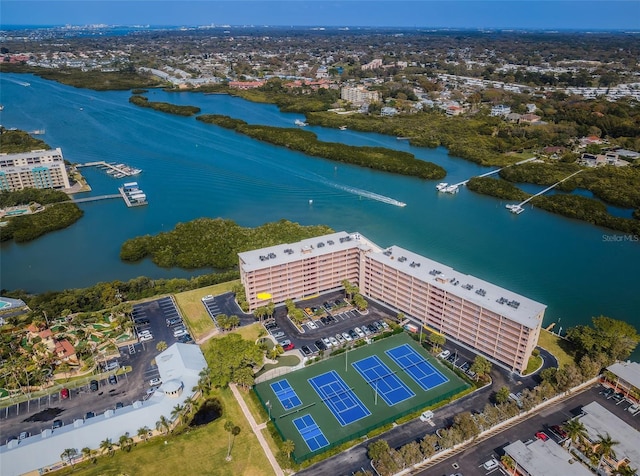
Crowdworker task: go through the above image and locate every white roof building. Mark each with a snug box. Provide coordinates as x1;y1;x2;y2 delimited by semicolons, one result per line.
504;438;592;476
0;343;206;476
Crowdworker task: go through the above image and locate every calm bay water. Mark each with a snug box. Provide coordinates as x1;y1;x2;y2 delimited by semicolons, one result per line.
1;73;639;342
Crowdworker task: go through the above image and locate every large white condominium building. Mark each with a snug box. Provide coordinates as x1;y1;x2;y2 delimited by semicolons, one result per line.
239;232;546;374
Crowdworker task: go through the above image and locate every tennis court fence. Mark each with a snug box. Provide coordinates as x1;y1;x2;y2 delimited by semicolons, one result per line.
255;383;468;463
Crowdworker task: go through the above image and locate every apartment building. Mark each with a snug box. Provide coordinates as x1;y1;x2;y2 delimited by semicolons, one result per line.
0;148;71;192
239;232;546;374
340;85;381;106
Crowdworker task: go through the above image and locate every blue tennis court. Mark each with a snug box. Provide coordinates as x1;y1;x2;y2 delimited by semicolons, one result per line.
292;414;330;452
308;370;371;426
386;344;449;391
352;355;415;406
270;379;302;410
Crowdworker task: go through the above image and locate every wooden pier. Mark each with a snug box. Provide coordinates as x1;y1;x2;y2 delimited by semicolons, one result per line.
77;161;142;178
506;169;583;214
71;194;121;204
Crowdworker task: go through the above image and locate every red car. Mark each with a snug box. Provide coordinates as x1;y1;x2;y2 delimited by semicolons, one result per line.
535;431;549;441
551;425;568;439
60;388;69;399
283;343;295;351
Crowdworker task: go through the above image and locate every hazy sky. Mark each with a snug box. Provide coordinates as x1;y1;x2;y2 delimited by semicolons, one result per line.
2;1;639;30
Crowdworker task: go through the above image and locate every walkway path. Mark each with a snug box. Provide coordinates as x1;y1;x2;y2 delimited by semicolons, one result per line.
229;383;284;476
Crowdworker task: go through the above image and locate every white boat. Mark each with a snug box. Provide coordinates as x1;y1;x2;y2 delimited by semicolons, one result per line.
506;204;524;214
0;105;4;111
30;129;45;135
436;182;448;191
294;119;308;127
339;125;347;131
443;185;459;194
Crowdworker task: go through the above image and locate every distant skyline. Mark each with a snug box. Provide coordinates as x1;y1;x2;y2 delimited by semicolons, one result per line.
2;1;640;30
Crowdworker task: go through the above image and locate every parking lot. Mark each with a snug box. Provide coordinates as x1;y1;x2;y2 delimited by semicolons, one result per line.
261;292;396;357
1;296;195;444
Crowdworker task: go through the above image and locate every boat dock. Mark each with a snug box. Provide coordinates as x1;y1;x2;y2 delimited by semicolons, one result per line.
506;169;583;214
77;161;142;179
71;194;121;204
118;182;148;207
437;157;538;194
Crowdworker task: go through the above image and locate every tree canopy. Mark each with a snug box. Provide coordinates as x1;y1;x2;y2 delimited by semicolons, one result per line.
566;316;640;363
201;333;263;389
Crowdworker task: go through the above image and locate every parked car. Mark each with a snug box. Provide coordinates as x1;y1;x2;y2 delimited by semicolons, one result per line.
115;402;124;409
173;328;188;337
278;339;291;347
89;380;99;392
177;334;194;343
134;318;150;325
60;388;69;399
52;419;63;429
379;320;389;329
355;327;366;338
550;425;568;439
85;412;95;420
108;374;117;385
342;332;353;342
283;343;295;351
301;346;313;356
18;431;30;440
272;331;285;339
316;340;327;351
322;337;332;348
348;329;358;339
483;459;499;470
367;324;377;333
149;377;162;386
535;431;549;441
336;333;346;344
419;410;434;422
139;334;153;342
307;320;318;330
438;349;451;359
329;336;339;347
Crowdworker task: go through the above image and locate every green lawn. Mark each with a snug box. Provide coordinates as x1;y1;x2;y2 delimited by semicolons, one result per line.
174;280;240;340
55;386;272;476
537;329;575;368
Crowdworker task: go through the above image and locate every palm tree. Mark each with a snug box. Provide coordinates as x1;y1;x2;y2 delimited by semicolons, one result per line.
119;432;133;452
81;446;95;463
171;404;185;424
61;448;78;467
156;341;168;352
563;419;587;452
615;465;638;476
282;439;295;459
137;426;151;443
156;415;170;435
595;432;619;473
99;438;114;456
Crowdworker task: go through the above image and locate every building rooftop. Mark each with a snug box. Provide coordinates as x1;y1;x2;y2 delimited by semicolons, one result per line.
238;231;379;273
0;343;207;476
504;438;592;476
371;244;546;329
579;401;640;466
607;361;640;390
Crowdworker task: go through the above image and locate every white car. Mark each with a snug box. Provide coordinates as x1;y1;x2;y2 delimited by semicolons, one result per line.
342;332;352;342
329;336;339;347
439;350;451;359
278;340;291;347
335;333;346;344
149;377;162;386
483;459;499;471
173;328;188;337
138;330;152;336
419;410;434;422
355;327;365;338
307;321;318;330
139;334;153;342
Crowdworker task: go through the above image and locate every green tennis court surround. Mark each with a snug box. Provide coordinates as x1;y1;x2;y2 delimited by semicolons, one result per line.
253;333;470;462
